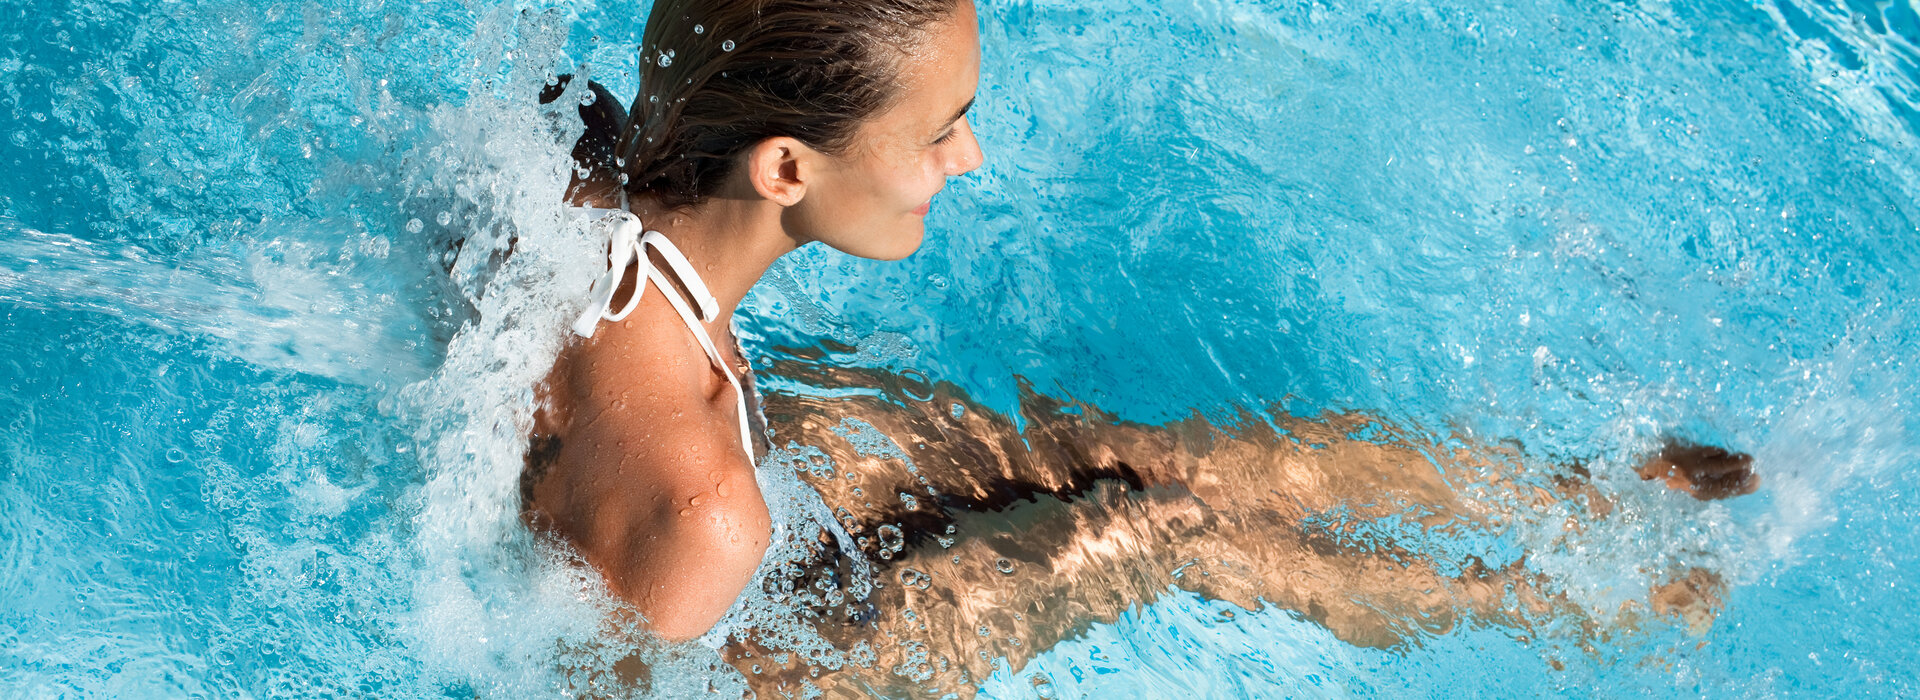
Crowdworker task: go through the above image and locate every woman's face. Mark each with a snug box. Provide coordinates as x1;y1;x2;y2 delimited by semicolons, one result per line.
791;0;985;260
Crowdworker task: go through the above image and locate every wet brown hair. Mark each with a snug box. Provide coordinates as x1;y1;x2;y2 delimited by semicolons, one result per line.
598;0;963;209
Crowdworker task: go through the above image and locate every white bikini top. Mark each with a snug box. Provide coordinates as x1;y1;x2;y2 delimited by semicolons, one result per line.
567;206;757;462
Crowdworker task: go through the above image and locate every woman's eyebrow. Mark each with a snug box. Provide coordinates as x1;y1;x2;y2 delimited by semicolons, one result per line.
943;98;976;127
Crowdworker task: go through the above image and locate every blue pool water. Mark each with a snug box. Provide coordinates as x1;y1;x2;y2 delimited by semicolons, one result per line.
4;0;1919;696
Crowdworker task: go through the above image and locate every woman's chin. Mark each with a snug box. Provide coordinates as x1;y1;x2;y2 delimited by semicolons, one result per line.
835;225;925;261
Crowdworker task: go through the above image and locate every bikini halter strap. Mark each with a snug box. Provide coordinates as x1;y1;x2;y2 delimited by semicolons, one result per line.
570;209;757;462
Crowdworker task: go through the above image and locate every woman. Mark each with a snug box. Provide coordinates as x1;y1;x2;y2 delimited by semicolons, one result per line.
522;0;1757;687
523;0;984;643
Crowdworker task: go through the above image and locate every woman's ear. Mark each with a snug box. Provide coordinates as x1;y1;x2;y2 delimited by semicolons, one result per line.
744;137;814;207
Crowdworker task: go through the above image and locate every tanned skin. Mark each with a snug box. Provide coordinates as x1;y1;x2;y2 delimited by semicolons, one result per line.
716;346;1755;698
522;3;986;642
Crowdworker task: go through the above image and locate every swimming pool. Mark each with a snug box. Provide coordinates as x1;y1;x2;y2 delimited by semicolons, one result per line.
4;0;1918;695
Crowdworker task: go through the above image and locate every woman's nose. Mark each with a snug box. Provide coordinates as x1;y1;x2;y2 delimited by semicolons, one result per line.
948;118;984;175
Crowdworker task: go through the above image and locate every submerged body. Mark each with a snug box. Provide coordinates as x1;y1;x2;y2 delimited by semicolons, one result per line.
723;352;1753;697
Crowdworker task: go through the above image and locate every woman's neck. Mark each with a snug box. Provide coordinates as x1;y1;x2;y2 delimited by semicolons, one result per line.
625;192;803;327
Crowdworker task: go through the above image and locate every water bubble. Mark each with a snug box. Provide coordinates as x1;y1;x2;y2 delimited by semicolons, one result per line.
877;524;905;559
657;51;673;67
1030;674;1056;698
977;625;991;637
435;211;452;226
950;403;965;419
721;39;736;52
899;493;918;511
164;447;188;463
693;24;704;34
898;568;931;589
995;557;1015;574
404;218;423;234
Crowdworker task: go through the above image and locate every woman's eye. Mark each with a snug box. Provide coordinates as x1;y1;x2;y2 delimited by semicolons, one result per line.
934;128;957;145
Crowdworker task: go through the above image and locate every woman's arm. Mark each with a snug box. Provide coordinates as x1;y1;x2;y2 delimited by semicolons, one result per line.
731;346;1746;696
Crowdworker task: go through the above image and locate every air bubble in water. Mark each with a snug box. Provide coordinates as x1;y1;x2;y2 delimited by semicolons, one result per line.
877;524;905;559
950;403;965;419
898;568;931;589
898;493;918;510
995;557;1015;574
405;218;424;234
436;211;452;226
164;447;188;463
721;39;736;52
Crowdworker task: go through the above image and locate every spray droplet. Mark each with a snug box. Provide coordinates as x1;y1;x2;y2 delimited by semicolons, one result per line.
693;24;704;34
656;51;673;67
405;218;424;234
721;39;735;52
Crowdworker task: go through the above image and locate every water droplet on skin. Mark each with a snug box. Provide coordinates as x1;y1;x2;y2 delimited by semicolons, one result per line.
717;481;732;497
678;508;692;516
689;493;704;506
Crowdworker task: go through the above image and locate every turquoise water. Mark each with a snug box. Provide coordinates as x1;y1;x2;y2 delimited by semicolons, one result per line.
4;0;1919;696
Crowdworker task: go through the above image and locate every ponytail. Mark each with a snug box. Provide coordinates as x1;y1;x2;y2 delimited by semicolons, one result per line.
540;75;628;206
